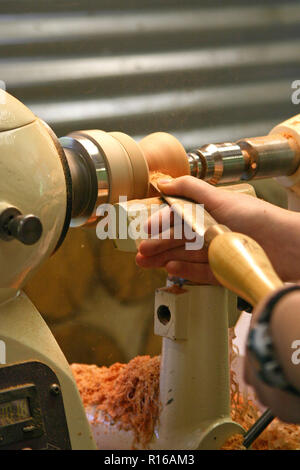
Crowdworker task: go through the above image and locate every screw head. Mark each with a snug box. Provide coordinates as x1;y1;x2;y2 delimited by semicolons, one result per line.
50;384;61;396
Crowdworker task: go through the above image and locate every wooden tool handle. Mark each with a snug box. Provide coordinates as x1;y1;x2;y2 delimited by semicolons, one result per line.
207;230;283;306
151;178;282;306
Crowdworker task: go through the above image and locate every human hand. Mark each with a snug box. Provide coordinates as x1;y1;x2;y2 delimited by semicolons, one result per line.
136;176;300;283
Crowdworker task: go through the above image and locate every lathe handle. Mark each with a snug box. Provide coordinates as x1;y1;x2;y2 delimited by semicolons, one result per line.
207;231;283;306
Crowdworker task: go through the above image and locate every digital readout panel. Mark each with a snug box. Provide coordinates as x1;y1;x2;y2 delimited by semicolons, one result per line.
0;398;31;426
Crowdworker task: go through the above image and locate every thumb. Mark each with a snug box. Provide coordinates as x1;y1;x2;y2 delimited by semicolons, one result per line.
157;175;226;213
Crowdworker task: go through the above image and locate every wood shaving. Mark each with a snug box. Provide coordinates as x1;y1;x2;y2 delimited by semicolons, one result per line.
71;355;160;448
72;332;300;450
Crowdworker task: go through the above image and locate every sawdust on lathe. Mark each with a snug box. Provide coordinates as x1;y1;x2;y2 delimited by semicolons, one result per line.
226;328;300;450
71;355;160;448
72;336;300;450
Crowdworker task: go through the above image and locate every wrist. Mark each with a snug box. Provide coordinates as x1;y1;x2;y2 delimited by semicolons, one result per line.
247;285;300;395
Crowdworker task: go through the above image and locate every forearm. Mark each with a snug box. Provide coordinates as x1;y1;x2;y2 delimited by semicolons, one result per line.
244;288;300;422
209;188;300;282
265;208;300;282
245;204;300;282
270;290;300;392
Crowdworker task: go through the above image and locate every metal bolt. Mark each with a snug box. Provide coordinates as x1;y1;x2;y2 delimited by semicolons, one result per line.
23;425;36;433
50;384;61;396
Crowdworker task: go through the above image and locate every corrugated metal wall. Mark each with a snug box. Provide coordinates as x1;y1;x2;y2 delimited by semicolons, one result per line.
0;0;300;150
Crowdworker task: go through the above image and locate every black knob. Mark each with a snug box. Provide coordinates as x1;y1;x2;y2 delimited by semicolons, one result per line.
0;207;43;245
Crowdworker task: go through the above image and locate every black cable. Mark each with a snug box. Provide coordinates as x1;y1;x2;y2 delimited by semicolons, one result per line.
243;408;274;448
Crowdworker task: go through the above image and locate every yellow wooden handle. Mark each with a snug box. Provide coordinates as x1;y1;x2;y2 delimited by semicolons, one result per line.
208;231;283;306
149;179;283;306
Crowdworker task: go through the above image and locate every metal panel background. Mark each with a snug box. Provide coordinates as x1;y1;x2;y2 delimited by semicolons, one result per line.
0;0;300;150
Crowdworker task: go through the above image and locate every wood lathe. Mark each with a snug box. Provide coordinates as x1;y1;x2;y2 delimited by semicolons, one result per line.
0;88;299;449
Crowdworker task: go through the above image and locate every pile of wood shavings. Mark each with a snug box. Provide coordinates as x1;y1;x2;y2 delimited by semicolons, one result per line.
72;333;300;450
221;433;245;450
226;328;300;450
71;355;160;448
222;401;300;450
